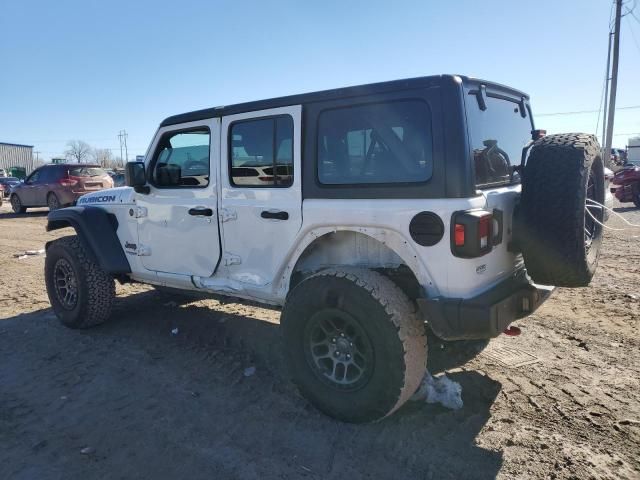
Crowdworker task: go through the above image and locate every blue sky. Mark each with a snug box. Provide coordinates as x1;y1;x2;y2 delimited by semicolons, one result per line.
1;0;639;161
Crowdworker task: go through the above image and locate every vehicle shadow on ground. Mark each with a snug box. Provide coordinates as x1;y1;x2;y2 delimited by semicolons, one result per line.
0;210;49;219
613;206;639;213
0;290;504;480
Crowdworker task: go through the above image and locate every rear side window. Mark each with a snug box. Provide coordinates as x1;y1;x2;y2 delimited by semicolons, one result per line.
230;116;293;187
69;166;107;177
317;100;432;185
466;92;533;188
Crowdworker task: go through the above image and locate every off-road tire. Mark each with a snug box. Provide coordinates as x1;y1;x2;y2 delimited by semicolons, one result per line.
281;267;427;423
634;193;640;209
47;192;60;211
45;235;115;329
10;194;26;214
520;133;604;287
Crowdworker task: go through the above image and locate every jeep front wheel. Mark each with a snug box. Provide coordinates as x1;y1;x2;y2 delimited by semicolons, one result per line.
45;235;115;328
281;268;427;423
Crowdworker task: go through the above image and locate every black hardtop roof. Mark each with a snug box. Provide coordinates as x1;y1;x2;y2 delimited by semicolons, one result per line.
160;74;529;127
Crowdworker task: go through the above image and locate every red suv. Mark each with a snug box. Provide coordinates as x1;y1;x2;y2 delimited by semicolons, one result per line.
9;164;113;213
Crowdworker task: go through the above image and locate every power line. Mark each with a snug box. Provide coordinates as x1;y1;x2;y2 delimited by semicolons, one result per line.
536;105;640;116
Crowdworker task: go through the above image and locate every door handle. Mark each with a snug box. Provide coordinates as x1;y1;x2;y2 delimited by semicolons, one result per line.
261;210;289;221
188;207;214;217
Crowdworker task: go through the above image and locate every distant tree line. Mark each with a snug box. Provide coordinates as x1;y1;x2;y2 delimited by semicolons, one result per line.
63;140;124;169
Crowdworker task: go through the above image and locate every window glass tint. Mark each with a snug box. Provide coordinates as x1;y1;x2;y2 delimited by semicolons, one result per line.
28;170;41;183
230;116;293;187
69;166;107;177
317;100;432;185
152;129;210;187
466;93;533;188
38;168;55;182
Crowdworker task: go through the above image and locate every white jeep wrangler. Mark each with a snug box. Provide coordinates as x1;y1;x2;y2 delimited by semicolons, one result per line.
44;75;605;423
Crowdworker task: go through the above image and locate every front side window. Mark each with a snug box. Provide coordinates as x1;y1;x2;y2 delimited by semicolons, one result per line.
230;116;293;187
152;129;210;188
317;100;432;185
27;170;41;183
466;92;533;188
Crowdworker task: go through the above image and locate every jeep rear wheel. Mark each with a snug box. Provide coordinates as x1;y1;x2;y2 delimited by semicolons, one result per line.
10;194;26;214
45;235;115;328
281;268;427;423
520;133;604;287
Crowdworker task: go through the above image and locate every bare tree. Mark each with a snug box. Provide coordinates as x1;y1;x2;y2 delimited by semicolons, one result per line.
65;140;93;163
92;148;114;168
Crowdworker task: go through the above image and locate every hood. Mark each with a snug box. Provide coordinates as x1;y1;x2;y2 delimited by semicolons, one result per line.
77;186;136;206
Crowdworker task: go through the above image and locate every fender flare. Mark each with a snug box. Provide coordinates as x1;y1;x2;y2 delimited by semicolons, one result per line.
46;206;131;274
274;226;439;299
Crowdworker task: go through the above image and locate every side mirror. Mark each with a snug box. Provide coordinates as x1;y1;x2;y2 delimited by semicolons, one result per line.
125;162;150;194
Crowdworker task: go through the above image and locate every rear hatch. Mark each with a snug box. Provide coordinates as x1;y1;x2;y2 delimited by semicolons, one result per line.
68;166;112;192
461;79;534;283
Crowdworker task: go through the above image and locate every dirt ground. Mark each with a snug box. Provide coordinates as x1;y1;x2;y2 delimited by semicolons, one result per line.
0;200;638;480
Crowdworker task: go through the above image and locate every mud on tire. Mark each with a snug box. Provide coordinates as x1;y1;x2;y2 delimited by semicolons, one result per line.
45;235;115;328
281;267;427;423
519;133;604;287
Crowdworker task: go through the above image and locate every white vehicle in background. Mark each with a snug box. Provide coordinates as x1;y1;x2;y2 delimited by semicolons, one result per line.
42;75;605;423
0;168;7;178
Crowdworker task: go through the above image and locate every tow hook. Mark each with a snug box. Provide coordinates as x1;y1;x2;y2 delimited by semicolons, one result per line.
503;326;521;336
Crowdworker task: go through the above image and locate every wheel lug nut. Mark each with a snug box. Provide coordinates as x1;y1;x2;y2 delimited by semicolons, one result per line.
346;354;351;360
340;333;345;337
335;351;340;357
331;338;336;343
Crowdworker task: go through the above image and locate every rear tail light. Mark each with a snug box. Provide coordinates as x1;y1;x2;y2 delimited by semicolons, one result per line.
58;175;79;187
478;215;491;249
454;224;465;246
451;210;494;258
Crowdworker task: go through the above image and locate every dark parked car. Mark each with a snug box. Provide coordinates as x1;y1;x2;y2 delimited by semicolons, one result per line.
109;172;126;187
10;164;113;213
0;177;21;198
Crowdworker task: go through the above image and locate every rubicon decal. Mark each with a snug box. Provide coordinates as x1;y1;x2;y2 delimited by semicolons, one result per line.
78;195;117;204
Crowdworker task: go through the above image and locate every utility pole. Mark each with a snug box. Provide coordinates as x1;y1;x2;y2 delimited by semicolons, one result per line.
602;30;612;149
604;0;623;164
123;130;128;163
118;130;129;164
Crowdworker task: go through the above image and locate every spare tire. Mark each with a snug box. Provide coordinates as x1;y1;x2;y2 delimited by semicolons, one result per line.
519;133;604;287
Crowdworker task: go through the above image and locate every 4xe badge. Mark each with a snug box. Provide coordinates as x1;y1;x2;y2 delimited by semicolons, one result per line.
476;264;487;274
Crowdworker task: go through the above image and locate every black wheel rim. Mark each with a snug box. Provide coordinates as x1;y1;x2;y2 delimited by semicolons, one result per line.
303;308;374;391
584;170;599;251
53;258;78;310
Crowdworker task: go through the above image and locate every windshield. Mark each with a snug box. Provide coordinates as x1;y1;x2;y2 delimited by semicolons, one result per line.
466;90;533;188
69;166;107;177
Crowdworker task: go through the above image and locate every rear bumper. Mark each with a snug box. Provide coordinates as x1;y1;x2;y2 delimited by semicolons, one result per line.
417;270;553;340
